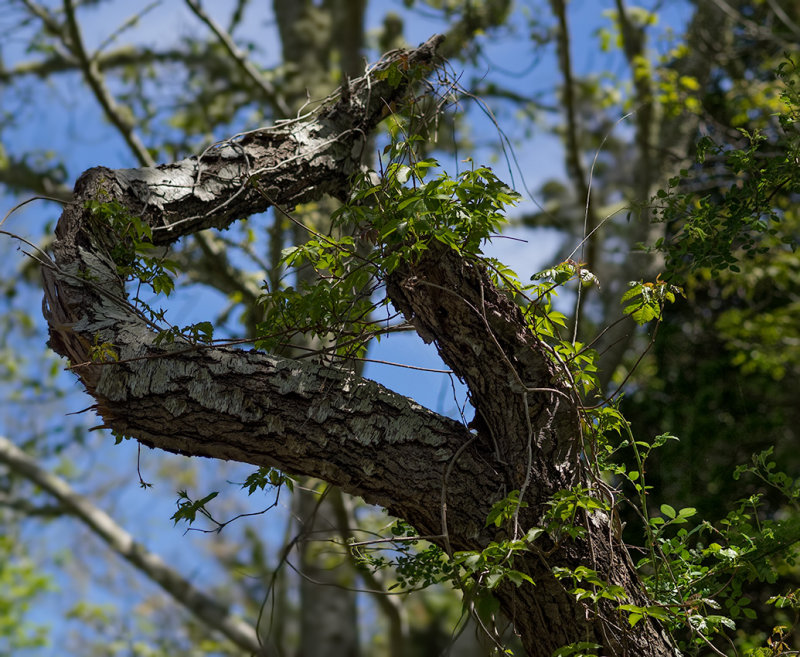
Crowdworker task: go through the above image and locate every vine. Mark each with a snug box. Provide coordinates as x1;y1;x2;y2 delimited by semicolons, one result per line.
79;56;800;656
286;92;800;654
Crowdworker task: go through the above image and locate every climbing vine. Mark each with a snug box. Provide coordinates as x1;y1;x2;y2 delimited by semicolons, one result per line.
74;55;800;656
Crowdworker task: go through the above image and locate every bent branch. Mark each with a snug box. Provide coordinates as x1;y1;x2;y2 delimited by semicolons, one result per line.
40;33;502;542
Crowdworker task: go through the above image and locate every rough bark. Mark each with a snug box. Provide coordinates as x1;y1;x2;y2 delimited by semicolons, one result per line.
386;245;677;656
40;36;677;656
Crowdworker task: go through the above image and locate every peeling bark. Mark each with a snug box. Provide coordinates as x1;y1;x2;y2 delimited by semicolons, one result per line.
40;36;677;656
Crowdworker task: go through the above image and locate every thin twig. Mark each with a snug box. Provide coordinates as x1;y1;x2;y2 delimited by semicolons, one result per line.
62;0;154;167
185;0;291;116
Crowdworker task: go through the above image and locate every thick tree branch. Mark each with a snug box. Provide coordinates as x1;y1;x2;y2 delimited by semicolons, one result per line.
0;435;261;654
385;243;675;656
38;36;677;655
49;36;440;251
40;34;500;543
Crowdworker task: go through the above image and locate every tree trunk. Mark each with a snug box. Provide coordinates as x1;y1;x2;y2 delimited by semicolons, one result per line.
40;36;677;656
297;486;360;657
273;4;367;654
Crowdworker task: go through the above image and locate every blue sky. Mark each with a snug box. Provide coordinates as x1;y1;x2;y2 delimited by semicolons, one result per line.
0;0;693;652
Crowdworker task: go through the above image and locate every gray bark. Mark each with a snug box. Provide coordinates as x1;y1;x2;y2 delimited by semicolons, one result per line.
40;36;677;656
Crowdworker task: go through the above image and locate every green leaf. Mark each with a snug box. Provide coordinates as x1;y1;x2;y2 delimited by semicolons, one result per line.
525;527;544;543
505;570;534;587
395;165;411;184
660;504;676;519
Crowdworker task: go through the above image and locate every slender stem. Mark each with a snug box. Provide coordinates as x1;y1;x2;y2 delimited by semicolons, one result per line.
62;0;154;167
185;0;291;117
549;0;600;342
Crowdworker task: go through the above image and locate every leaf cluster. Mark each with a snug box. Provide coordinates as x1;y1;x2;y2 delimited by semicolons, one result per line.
253;137;520;359
652;58;800;279
85;199;178;297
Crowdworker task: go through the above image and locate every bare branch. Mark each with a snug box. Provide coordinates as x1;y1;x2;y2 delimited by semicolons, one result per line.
0;46;232;82
0;158;73;202
0;435;262;654
184;0;291;117
62;0;154;166
0;492;64;517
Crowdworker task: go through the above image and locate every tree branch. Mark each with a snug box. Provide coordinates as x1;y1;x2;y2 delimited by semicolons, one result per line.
0;435;262;654
39;35;499;542
0;491;64;517
0;156;72;201
184;0;291;117
0;46;235;82
35;35;677;654
62;0;154;167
